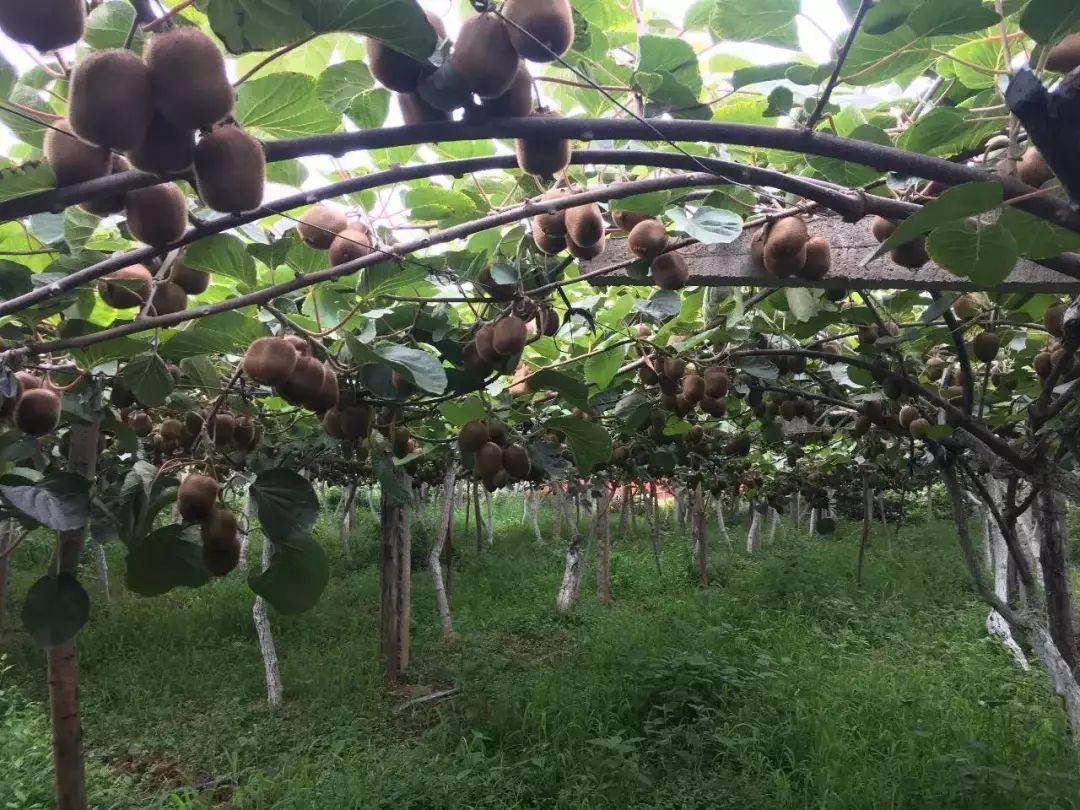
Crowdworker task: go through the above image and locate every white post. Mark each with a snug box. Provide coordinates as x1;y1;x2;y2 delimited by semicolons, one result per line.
253;528;283;708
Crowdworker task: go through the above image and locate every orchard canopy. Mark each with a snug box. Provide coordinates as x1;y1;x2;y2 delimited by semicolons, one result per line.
5;0;1080;751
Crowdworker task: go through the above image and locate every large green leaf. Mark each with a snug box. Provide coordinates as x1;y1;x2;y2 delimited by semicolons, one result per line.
1020;0;1080;43
125;525;211;597
546;417;612;474
21;574;90;647
85;0;147;51
0;162;55;203
666;205;743;244
0;472;90;531
235;72;341;139
584;342;628;390
530;369;591;411
710;0;799;48
184;234;257;288
250;469;320;543
375;345;448;395
122;353;174;407
926;221;1019;286
248;535;329;615
906;0;999;37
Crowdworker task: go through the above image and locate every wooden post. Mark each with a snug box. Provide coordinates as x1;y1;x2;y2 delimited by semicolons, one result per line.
430;467;458;641
596;488;615;606
693;483;707;587
380;471;412;681
1036;489;1079;675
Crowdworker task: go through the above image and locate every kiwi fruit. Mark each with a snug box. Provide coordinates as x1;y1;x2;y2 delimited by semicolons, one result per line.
480;63;534;118
488;418;509;445
1044;302;1066;337
664;357;687;380
952;294;979;321
201;506;237;547
322;408;345;439
726;432;751;457
398;91;449;124
789;355;808;374
538;308;560;336
502;444;532;479
532;218;566;254
493;316;528;356
368;11;445;92
145;27;234;130
972;331;1000;363
458;420;490;452
749;229;766;268
890;238;929;269
160;417;184;442
870;216;896;243
703;367;728;398
97;264;152;309
681;374;705;405
209;413;234;446
503;0;574;62
128;411;153;437
612;210;652;232
515;109;571;180
231;417;255;449
898;405;920;429
797;236;831;280
276;355;325;406
194;124;265;213
43;119;110;187
763;217;808;277
125;182;188;246
535;189;572;235
780;400;797;420
450;12;521;98
170;262;210;295
339;404;372;440
483;469;508;492
909;418;931;440
203;532;240;577
149;281;187;316
177;474;219;523
628;219;668;260
475;441;504;477
463;342;495;376
244;337;299;385
1034;351;1053;379
0;0;84;51
391;426;411;458
474;323;500;363
80;155;132;216
69;49;153;151
184;411;204;436
1019;148;1052;188
309;364;340;413
298;206;348;249
651;252;689;290
1047;33;1080;73
329;225;376;266
126;112;196;175
283;335;310;357
567;232;605;260
565;203;604;248
13;388;61;436
111;382;135;408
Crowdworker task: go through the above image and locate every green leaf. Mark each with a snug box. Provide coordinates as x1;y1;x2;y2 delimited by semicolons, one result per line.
405;186;482;225
251;469;320;544
784;288;818;322
926;221;1019;286
897;108;972;157
125;525;211;597
1020;0;1080;43
0;162;55;203
635;34;703;107
315;60;375;113
842;26;934;86
585;342;628;390
545;417;612;475
21;574;89;647
863;0;918;35
612;390;651;431
808;124;892;186
865;182;1004;263
85;0;147;51
907;0;999;37
180;356;221;391
0;472;90;531
249;536;330;614
159;330;239;361
235;72;341;139
440;395;485;427
530;369;591;411
998;207;1080;260
300;0;439;60
666;205;743;244
374;451;412;504
184;234;257;288
374;345;447;394
710;0;799;48
209;0;312;54
64;207;99;254
122;353;174;407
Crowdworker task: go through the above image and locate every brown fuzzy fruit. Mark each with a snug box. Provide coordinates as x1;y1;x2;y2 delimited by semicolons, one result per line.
203;534;240;577
797;236;831;280
1019;148;1053;188
504;0;574;62
681;374;705;405
515;110;571;180
339;404;372;440
211;414;235;447
128;411;153;437
487;418;509;446
870;216;896;243
651;252;689;290
309;364;340;413
502;444;532;479
972;332;1000;363
493;316;528;356
170;262;210;295
178;474;219;523
703;367;728;399
98;264;152;309
145;28;234;130
1044;303;1066;337
451;12;520;98
952;294;979;321
81;155;131;216
750;229;766;268
463;342;495;376
480;63;534;118
0;0;84;51
69;49;153;151
474;323;500;363
532;218;566;254
1047;33;1080;74
898;405;920;429
194;124;265;213
298;206;349;249
329;226;375;266
612;210;652;232
283;335;310;357
160;417;184;442
398;92;449;124
763;217;808;277
567;232;606;260
535;188;571;236
890;238;929;269
475;441;504;477
458;419;490;452
150;282;187;316
1034;351;1053;379
13;388;60;436
628;220;668;260
368;11;445;92
125;182;188;246
276;355;325;406
244;337;299;386
126;113;196;176
538;308;560;337
43;119;111;187
565;203;604;248
909;418;931;440
322;408;345;439
201;506;237;548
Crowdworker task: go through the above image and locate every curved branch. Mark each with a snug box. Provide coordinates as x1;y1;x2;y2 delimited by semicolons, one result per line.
5;118;1077;234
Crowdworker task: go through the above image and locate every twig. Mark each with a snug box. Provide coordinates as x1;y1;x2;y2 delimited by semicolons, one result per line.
806;0;873;131
393;686;461;713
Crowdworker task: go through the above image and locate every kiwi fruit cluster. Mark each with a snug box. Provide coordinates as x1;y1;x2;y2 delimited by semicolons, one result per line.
869;216;929;269
463;315;529;377
3;372;60;437
176;473;239;575
457;418;532;491
750;217;832;280
1047;33;1080;74
369;10;446;93
96;259;200;315
321;402;373;442
244;336;340;415
292;208;375;267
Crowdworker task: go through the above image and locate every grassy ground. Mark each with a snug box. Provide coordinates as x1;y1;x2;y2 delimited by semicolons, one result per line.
2;496;1080;809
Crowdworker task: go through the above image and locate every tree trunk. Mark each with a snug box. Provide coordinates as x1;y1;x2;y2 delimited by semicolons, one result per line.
596;488;615;606
808;507;817;538
793;492;802;531
92;544;109;604
877;495;888;529
340;481;358;557
473;480;483;554
380;472;412;681
617;484;631;535
767;508;780;545
239;488;255;573
253;529;283;708
716;497;732;547
746;501;762;553
49;419;100;810
484;488;494;547
530;490;543;543
430;467;458;641
1036;489;1079;675
693;484;707;587
556;495;582;613
856;476;872;588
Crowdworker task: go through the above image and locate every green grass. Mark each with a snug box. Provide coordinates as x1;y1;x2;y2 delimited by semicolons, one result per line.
2;497;1080;809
